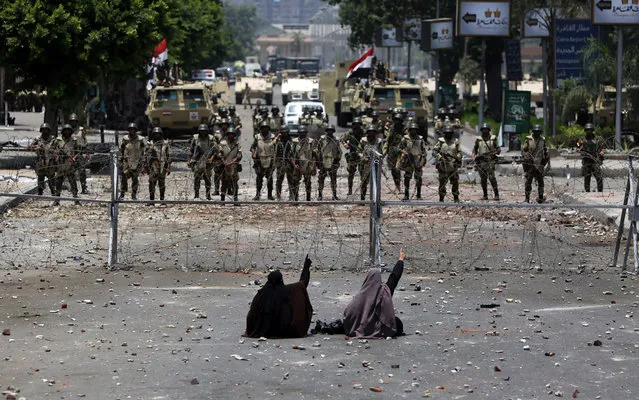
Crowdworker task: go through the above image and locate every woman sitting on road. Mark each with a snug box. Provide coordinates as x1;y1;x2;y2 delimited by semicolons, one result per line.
244;256;313;338
342;249;406;338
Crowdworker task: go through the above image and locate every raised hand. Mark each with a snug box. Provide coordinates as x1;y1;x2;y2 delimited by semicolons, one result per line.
398;248;405;261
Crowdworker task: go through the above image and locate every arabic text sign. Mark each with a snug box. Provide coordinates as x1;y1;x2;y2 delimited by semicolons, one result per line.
592;0;639;25
505;39;523;81
422;19;454;50
404;19;422;41
503;90;531;134
523;8;551;37
456;1;511;37
376;27;403;47
554;19;599;86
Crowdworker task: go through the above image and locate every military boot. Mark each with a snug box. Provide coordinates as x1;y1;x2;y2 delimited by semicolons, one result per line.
332;188;339;201
205;187;211;201
524;193;530;203
494;189;500;201
160;187;166;202
439;194;445;202
347;176;354;195
403;182;410;201
317;190;323;201
253;181;262;201
453;195;460;203
147;192;155;206
306;191;311;202
267;181;275;200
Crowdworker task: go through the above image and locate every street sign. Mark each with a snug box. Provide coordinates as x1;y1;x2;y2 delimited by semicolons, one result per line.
592;0;639;25
456;0;511;37
374;26;404;47
555;19;599;86
523;8;551;37
505;39;523;81
503;90;531;133
420;19;454;51
404;19;422;41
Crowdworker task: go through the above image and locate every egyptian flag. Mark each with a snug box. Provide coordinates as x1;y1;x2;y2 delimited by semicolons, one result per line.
152;39;168;65
346;45;374;79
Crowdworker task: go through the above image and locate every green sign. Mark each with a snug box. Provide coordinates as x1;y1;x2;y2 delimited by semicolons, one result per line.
438;85;457;108
503;90;531;133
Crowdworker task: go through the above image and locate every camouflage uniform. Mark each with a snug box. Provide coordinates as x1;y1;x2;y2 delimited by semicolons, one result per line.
218;129;242;202
358;128;383;200
473;125;500;200
119;126;146;200
433;127;462;202
522;126;549;203
317;126;341;201
269;107;284;132
292;126;317;201
55;125;80;204
577;124;605;192
398;124;427;201
30;124;58;196
274;126;296;200
188;127;217;200
251;123;276;200
228;105;242;136
342;118;364;195
70;115;89;194
145;128;172;203
383;114;405;192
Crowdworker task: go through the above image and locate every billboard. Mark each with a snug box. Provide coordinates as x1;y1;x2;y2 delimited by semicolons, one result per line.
404;19;422;41
523;8;551;37
456;1;511;37
420;19;454;51
555;19;599;86
592;0;639;25
503;90;531;133
375;26;403;47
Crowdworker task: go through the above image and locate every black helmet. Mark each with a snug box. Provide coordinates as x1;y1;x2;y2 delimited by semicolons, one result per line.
532;124;543;132
325;125;336;133
352;117;362;125
61;124;73;133
371;111;379;117
298;125;308;134
443;125;454;134
127;122;138;131
408;122;419;130
480;123;491;131
226;127;237;136
279;125;290;133
438;108;446;115
366;124;377;133
40;123;51;132
393;113;403;121
259;105;268;114
228;105;236;112
218;105;228;114
260;120;270;128
584;123;595;131
69;113;79;122
198;123;209;132
219;118;229;126
271;105;279;113
152;127;163;135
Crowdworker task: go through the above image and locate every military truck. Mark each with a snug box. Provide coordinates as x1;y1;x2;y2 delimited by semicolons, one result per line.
234;76;274;106
319;60;357;127
281;77;321;105
146;81;219;138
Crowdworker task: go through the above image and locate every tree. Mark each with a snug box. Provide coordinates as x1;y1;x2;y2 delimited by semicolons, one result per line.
0;0;168;126
223;3;261;62
457;56;480;98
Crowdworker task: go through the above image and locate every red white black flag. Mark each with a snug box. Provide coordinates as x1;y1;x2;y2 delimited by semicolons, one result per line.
346;45;374;79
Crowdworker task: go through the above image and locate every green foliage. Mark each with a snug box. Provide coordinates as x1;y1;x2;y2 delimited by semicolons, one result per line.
547;124;586;148
223;3;261;62
457;56;480;96
461;112;500;134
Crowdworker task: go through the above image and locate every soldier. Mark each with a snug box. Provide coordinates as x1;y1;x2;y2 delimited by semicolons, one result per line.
68;113;89;194
317;125;341;201
434;108;448;138
228;105;242;136
145;127;172;204
30;123;58;197
269;106;284;132
54;124;80;205
370;110;382;131
242;82;251;109
119;123;146;200
577;123;605;192
361;106;375;127
522;124;549;203
253;105;269;133
187;124;216;200
358;125;383;200
298;106;313;127
251;121;276;200
218;128;242;202
448;108;463;138
292;125;317;201
312;107;328;135
433;125;462;202
472;123;501;201
383;113;405;193
398;122;427;201
274;125;296;201
342;116;364;195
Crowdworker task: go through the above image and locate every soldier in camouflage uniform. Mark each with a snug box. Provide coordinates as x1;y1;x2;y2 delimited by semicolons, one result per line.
269;106;284;132
119;123;146;200
383;113;405;193
342;117;364;195
218;128;242;202
253;105;269;134
298;106;313;127
54;124;80;205
292;125;317;201
228;105;242;136
522;124;549;203
145;127;172;204
358;125;383;200
311;107;328;136
213;119;229;194
317;125;341;201
433;125;462;202
398;122;427;201
68;113;89;194
274;125;296;201
30;123;58;197
188;124;216;200
434;108;448;139
251;121;276;200
577;123;605;192
472;123;501;201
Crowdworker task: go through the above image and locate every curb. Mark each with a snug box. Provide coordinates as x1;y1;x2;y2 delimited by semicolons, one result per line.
0;185;39;215
562;192;620;228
